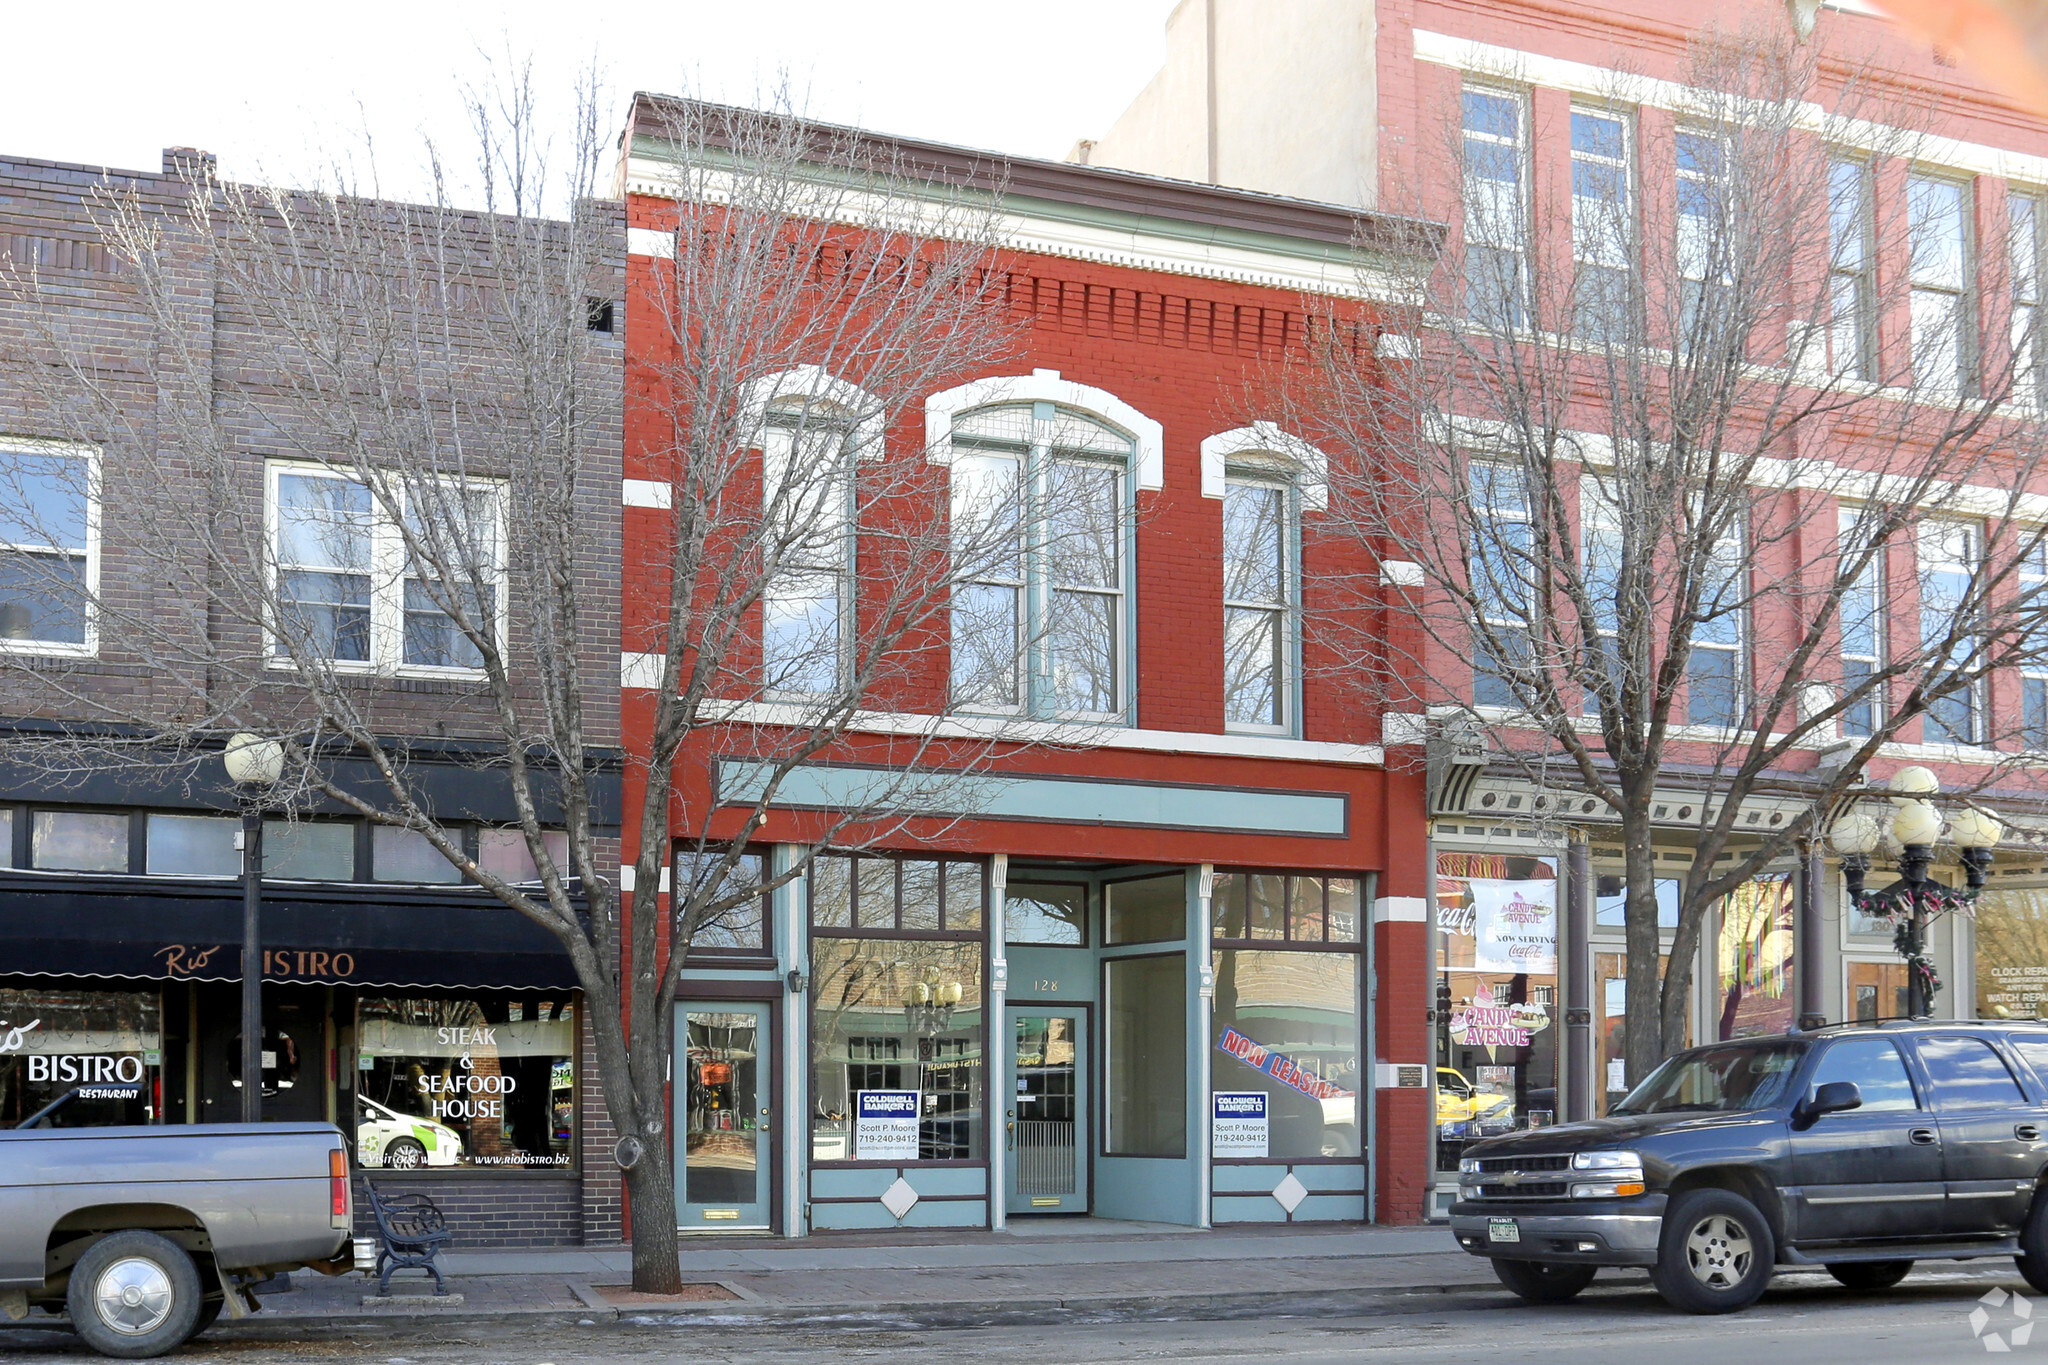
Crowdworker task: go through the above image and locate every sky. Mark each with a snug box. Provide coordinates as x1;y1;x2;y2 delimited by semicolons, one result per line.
6;1;1177;199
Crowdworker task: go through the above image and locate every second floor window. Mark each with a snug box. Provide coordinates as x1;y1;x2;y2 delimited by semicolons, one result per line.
1838;509;1884;738
1471;462;1531;710
1676;127;1733;340
269;463;503;673
0;445;94;652
949;404;1129;721
2023;539;2048;749
759;407;854;697
1688;521;1745;728
1908;175;1972;393
1221;476;1293;732
1919;518;1980;745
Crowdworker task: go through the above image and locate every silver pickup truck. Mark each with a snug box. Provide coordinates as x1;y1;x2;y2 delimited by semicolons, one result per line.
0;1122;355;1358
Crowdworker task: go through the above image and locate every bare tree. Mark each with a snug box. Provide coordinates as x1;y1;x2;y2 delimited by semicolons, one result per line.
1291;27;2048;1088
0;76;1027;1290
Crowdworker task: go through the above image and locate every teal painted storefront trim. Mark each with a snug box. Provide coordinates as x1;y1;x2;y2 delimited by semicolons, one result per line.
718;761;1348;837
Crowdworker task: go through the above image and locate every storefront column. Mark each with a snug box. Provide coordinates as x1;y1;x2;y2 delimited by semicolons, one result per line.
777;845;810;1238
988;853;1009;1231
1797;842;1827;1030
1194;864;1215;1230
1563;837;1593;1123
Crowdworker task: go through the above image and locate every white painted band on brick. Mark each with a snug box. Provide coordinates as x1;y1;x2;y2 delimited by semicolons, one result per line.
1373;896;1427;924
1379;560;1424;588
1375;333;1419;360
621;651;664;689
1381;712;1429;747
623;479;672;509
617;864;672;893
615;657;1384;765
1374;1062;1429;1090
626;227;675;259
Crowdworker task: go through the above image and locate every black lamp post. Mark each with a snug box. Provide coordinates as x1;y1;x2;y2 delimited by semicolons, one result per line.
1831;767;2001;1020
223;734;283;1123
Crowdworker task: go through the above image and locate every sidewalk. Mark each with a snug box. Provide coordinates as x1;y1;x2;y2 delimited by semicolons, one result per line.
251;1221;1499;1328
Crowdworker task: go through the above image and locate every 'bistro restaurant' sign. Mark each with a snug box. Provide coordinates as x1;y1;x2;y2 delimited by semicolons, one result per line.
157;945;357;980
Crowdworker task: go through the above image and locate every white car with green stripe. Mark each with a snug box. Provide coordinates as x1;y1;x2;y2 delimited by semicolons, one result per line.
355;1094;463;1169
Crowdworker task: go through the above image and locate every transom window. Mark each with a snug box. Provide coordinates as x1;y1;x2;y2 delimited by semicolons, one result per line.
949;404;1130;720
1211;871;1362;944
0;445;94;653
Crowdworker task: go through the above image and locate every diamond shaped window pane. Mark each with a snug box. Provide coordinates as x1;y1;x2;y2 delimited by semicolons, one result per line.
880;1176;920;1220
1272;1172;1308;1215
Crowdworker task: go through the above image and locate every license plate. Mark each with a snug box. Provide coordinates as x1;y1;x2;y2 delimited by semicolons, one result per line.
1488;1218;1521;1244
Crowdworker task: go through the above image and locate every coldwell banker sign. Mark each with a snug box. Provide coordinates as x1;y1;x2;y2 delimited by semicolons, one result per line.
855;1089;921;1160
1212;1091;1268;1157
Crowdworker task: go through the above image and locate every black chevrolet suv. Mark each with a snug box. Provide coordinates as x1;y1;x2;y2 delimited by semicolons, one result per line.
1451;1021;2048;1313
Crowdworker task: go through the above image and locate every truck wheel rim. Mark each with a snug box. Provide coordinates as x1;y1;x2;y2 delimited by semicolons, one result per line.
95;1258;174;1335
1684;1214;1754;1290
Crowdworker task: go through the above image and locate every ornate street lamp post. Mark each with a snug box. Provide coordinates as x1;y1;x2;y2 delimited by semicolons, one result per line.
1829;767;2001;1020
223;733;284;1123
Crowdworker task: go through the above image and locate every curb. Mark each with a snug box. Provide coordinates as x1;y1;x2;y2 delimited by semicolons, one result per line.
191;1275;1521;1337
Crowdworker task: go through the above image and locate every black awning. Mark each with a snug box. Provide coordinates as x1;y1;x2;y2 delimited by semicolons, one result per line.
0;875;580;991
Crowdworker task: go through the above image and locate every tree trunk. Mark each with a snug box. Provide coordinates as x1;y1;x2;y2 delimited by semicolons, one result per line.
626;1136;683;1294
1621;808;1664;1090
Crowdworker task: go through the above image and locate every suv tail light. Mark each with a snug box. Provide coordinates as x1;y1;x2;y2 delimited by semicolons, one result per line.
330;1147;351;1228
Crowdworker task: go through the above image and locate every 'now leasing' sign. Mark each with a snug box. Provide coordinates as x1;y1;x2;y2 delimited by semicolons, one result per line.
1218;1029;1352;1102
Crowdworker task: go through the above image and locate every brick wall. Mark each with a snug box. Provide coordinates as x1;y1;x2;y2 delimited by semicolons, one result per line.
354;1173;586;1248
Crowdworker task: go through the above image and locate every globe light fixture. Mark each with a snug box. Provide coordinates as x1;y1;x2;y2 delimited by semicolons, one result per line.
1828;810;1882;857
223;733;285;787
1949;807;2005;850
1889;766;1940;802
223;732;283;1125
1892;799;1943;848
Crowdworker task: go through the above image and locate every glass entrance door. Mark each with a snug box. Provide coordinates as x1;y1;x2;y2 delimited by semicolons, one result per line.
675;1004;771;1230
1007;1009;1088;1215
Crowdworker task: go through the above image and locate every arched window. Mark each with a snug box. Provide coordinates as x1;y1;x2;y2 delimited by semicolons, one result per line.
935;378;1153;721
745;368;879;697
1202;425;1324;735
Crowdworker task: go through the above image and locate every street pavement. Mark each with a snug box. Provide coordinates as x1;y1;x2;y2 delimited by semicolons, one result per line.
0;1223;2038;1361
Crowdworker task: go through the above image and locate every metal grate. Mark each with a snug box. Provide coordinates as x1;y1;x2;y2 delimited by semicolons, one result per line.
1015;1120;1076;1196
1476;1155;1569;1174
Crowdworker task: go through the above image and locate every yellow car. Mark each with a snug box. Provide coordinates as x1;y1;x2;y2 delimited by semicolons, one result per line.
1436;1067;1513;1125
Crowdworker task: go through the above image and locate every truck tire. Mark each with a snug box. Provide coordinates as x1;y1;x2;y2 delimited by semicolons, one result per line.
65;1229;203;1359
383;1138;427;1169
2017;1191;2048;1294
1649;1188;1775;1314
1492;1257;1598;1303
188;1297;224;1338
1826;1260;1913;1291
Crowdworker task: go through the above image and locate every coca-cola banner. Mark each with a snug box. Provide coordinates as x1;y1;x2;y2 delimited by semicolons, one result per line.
1468;878;1558;975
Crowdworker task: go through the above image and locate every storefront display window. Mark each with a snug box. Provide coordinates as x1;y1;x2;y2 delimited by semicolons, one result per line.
0;988;162;1127
372;827;462;883
1717;874;1793;1039
146;814;240;876
808;938;984;1161
1975;886;2048;1020
1106;951;1186;1155
1211;949;1360;1158
1435;852;1557;1173
479;828;571;885
264;819;355;879
1593;949;1687;1115
355;996;575;1168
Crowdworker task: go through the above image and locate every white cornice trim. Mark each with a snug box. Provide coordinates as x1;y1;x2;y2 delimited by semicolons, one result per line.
1414;28;2048;187
924;370;1166;491
616;658;1384;765
622;158;1408;302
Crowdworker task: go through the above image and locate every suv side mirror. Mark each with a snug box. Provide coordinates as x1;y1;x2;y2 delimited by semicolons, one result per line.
1799;1080;1863;1125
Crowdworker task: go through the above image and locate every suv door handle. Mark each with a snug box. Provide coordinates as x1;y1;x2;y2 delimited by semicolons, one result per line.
2019;1124;2042;1142
1910;1127;1938;1145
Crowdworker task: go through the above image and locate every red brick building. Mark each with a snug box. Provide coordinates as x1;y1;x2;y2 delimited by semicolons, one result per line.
615;94;1442;1231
